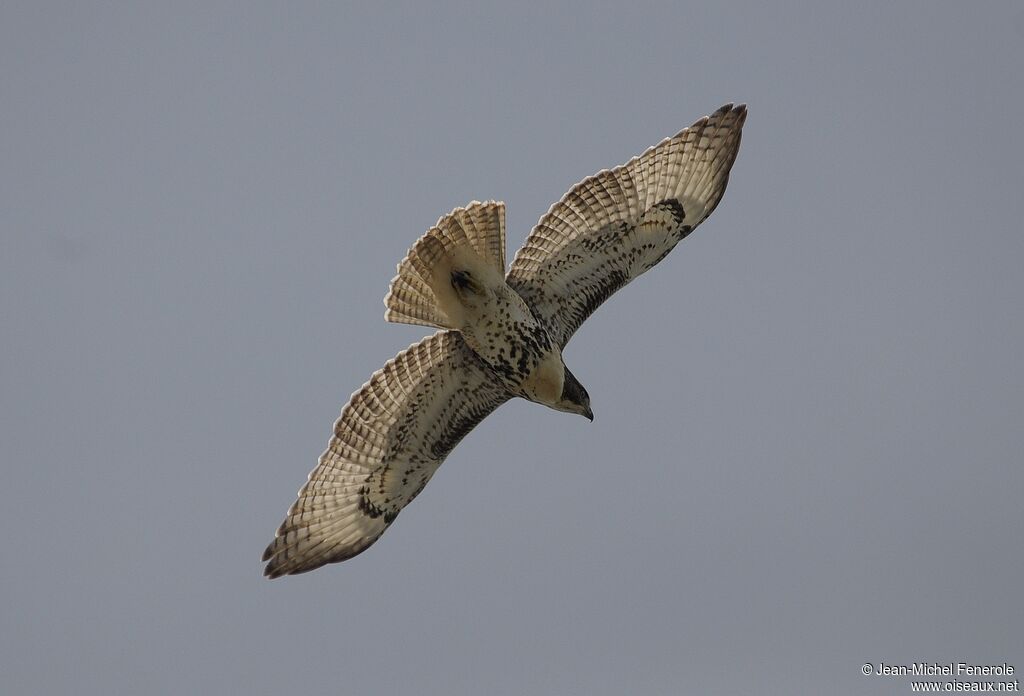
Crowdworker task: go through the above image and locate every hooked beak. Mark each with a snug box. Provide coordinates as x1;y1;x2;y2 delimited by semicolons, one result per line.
583;405;594;422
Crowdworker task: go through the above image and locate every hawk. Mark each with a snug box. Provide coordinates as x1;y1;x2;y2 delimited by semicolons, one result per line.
263;104;746;577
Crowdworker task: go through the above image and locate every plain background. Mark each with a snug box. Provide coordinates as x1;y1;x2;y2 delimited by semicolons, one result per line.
3;2;1022;694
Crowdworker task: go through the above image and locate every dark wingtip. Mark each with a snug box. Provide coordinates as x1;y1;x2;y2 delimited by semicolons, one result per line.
688;103;747;134
261;534;281;562
714;103;747;124
262;539;286;578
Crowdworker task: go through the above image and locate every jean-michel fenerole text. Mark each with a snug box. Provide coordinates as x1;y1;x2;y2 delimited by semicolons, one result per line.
873;663;1014;677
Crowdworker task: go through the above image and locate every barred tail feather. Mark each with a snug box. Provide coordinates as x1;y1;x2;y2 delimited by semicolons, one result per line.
384;201;507;329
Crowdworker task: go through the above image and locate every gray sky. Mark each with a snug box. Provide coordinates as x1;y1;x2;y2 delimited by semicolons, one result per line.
2;2;1022;694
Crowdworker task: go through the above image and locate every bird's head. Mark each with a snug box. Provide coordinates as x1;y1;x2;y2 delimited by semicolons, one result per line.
556;365;594;421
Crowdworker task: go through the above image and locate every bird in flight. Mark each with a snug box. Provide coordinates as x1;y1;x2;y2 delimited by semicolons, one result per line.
263;104;746;577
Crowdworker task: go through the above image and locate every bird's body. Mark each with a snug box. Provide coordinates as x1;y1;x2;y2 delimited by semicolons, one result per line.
263;104;747;577
433;250;566;408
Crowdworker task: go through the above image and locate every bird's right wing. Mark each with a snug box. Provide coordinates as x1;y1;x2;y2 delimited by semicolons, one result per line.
507;104;746;348
262;330;511;577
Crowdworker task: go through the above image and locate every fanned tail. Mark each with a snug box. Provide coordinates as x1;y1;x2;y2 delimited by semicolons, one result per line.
384;201;506;329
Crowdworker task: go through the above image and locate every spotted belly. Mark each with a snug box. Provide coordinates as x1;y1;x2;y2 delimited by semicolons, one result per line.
461;316;562;402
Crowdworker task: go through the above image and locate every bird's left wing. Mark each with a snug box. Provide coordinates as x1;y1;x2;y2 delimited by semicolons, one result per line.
507;104;746;348
263;330;510;577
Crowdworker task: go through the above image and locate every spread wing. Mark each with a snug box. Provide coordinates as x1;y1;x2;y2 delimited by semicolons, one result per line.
506;103;746;347
262;331;511;577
